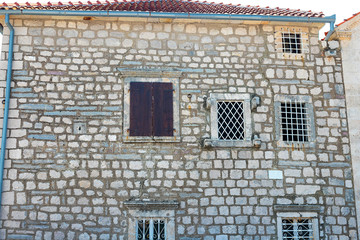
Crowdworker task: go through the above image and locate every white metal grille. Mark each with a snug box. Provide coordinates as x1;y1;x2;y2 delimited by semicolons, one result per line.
137;219;166;240
282;218;314;239
217;101;244;140
280;101;310;143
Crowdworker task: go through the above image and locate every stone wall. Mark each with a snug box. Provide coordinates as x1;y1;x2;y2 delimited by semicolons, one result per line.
0;16;358;239
334;15;360;239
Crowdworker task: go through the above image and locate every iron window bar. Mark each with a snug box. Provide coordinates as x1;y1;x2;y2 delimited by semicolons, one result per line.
282;218;314;239
137;219;166;240
280;100;310;143
217;101;245;140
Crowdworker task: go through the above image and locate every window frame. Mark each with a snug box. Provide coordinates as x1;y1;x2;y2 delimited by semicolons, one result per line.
125;200;178;240
275;26;309;60
275;95;316;148
204;93;254;148
123;76;180;143
276;212;319;240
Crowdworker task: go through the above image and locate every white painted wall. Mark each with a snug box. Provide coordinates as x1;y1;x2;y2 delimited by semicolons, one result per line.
337;17;360;238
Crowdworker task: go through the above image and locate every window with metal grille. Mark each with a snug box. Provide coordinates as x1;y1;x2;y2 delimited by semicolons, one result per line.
137;219;166;240
280;101;310;143
282;33;302;54
217;101;245;140
282;218;314;239
204;93;254;148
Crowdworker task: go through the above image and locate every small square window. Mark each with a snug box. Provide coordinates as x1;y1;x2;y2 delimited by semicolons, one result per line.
137;219;166;240
281;218;314;239
204;93;258;148
275;27;309;59
275;95;315;148
282;33;302;54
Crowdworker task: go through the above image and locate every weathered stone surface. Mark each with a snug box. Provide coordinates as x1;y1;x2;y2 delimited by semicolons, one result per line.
0;16;356;239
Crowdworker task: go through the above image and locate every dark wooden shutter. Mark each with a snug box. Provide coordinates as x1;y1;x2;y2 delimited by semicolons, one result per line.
153;82;173;136
130;82;152;136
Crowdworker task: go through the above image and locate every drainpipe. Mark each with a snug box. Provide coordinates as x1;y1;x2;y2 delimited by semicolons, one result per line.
0;13;14;208
324;18;336;41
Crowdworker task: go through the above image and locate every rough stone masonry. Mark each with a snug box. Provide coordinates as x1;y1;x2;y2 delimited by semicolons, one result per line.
0;15;358;239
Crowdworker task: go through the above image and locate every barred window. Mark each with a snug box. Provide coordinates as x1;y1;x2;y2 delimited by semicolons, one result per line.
282;33;302;54
217;101;245;140
137;219;166;240
282;218;314;239
280;101;310;143
205;93;255;148
275;26;309;60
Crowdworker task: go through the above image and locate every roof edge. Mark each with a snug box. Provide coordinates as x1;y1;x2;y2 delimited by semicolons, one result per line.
0;10;335;24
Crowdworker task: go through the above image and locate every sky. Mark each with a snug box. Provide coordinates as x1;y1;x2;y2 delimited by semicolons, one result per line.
3;0;360;37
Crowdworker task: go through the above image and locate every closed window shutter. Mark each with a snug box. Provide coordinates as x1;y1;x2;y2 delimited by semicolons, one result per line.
130;82;152;136
153;82;173;136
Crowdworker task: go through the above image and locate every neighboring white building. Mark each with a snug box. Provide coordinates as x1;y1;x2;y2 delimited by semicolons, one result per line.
329;11;360;239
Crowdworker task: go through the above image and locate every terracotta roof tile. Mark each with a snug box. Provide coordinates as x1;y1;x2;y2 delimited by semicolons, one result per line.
336;12;360;27
0;0;325;18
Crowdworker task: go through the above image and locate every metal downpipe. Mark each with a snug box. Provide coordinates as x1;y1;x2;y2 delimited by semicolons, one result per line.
0;13;14;208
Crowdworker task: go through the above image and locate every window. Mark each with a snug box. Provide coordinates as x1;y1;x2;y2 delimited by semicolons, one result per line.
281;218;314;239
204;93;259;148
275;95;315;148
275;26;309;59
275;205;320;240
280;102;310;143
130;82;173;137
137;219;166;240
282;33;302;54
125;200;178;240
123;74;180;142
217;101;245;140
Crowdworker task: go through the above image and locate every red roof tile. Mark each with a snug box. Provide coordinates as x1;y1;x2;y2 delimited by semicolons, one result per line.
0;0;325;18
336;12;360;27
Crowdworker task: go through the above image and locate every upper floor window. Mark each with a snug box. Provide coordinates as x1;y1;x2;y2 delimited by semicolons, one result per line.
204;93;260;148
275;95;315;148
282;32;302;54
130;82;173;137
280;101;310;142
123;75;180;142
275;26;309;60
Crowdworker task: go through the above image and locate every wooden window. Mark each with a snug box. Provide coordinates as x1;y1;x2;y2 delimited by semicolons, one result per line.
130;82;173;137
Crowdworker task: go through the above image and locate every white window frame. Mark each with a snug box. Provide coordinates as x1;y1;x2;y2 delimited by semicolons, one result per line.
275;95;315;148
277;212;319;240
128;209;175;240
275;26;309;60
123;75;180;143
204;93;254;148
